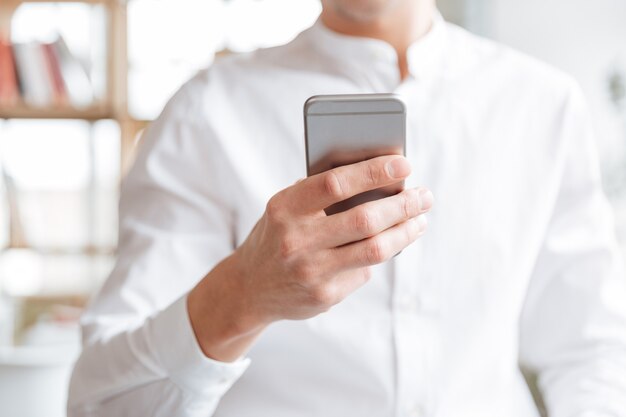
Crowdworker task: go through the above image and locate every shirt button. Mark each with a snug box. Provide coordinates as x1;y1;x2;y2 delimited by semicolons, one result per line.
406;404;425;417
398;294;421;314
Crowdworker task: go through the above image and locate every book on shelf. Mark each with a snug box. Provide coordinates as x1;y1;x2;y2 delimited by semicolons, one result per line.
43;42;68;106
53;37;94;109
12;42;55;107
0;39;19;106
0;36;95;110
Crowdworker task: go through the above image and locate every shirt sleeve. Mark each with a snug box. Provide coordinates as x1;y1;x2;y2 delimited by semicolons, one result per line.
68;74;250;417
519;81;626;416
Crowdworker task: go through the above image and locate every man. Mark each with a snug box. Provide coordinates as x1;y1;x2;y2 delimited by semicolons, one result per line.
69;0;626;416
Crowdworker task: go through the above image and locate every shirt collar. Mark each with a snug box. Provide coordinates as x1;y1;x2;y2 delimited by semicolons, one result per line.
305;10;447;85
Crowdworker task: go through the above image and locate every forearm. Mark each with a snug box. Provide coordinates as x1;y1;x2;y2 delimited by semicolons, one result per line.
68;295;250;416
187;252;269;363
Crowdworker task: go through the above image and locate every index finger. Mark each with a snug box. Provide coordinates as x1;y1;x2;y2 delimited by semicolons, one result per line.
288;155;411;214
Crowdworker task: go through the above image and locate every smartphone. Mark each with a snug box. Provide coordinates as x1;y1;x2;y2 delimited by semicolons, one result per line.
304;93;406;215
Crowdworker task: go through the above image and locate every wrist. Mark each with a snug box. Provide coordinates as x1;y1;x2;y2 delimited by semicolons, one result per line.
187;252;269;362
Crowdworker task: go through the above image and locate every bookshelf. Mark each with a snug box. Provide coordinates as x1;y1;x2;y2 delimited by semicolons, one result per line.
0;0;148;266
0;1;137;342
0;0;146;174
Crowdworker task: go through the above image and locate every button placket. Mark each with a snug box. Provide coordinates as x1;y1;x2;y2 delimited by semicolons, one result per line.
397;293;422;315
392;237;428;417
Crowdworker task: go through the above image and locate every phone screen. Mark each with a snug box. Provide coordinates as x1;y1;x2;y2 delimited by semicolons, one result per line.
304;94;406;215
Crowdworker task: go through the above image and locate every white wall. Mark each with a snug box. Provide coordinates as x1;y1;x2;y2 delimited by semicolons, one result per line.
438;0;626;242
482;0;626;161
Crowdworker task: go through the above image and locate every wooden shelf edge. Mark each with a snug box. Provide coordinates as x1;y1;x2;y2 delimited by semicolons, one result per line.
6;0;117;6
0;105;115;120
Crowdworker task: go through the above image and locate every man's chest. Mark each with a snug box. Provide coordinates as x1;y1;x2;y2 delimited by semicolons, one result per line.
213;79;557;285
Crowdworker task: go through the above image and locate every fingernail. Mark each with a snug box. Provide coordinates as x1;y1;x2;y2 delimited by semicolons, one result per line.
386;158;411;179
416;214;428;231
418;188;434;211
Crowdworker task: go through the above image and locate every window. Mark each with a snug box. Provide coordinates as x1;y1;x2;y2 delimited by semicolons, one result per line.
0;120;120;294
127;0;321;120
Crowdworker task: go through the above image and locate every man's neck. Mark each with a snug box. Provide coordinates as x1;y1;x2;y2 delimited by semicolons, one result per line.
320;1;435;80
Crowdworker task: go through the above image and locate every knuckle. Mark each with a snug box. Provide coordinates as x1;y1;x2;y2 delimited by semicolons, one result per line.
364;237;387;264
323;171;345;200
354;207;376;235
265;195;285;222
365;163;381;186
293;259;316;282
309;283;336;306
402;189;418;218
279;232;301;259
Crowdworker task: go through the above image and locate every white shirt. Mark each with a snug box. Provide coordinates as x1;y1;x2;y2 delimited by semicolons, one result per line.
68;14;626;417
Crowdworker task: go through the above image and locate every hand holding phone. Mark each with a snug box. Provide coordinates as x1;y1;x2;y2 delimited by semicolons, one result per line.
188;154;432;362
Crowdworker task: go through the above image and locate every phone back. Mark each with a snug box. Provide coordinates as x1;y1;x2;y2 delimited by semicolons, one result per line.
304;93;406;215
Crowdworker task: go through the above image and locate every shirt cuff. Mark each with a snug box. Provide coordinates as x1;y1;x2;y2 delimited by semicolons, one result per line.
143;295;251;398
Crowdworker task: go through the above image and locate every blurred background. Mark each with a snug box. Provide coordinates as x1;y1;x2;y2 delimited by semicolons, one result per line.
0;0;624;416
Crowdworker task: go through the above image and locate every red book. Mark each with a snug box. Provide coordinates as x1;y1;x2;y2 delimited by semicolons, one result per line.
52;36;93;108
42;42;68;105
0;38;19;106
